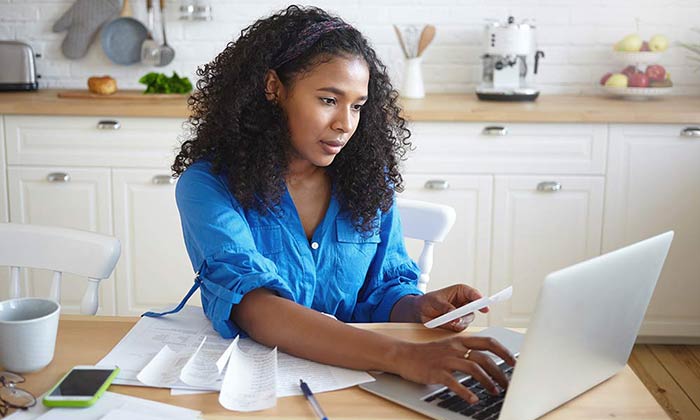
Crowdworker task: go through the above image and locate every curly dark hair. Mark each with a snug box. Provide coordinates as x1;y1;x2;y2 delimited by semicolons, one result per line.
172;5;412;232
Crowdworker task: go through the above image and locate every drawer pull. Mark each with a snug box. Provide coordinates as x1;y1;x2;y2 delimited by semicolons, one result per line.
680;127;700;138
47;172;70;183
424;180;449;190
96;120;121;130
482;126;508;136
152;175;176;185
537;181;561;192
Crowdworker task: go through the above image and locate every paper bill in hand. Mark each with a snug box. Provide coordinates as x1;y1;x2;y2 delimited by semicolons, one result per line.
423;286;513;329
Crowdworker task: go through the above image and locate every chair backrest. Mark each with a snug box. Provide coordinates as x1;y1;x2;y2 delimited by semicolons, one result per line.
396;198;456;292
0;223;121;315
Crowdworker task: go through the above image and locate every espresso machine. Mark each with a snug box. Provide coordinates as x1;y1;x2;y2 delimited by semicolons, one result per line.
476;16;545;101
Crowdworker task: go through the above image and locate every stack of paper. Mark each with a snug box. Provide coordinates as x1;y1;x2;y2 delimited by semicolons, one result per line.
7;391;201;420
97;306;374;411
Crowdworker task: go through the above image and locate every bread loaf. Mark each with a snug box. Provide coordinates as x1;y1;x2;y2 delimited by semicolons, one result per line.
87;76;117;95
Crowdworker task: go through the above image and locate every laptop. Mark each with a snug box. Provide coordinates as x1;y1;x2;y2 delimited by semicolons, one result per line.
360;231;673;420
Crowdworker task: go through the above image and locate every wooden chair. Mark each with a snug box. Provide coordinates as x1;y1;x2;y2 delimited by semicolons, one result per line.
0;223;121;315
397;198;456;292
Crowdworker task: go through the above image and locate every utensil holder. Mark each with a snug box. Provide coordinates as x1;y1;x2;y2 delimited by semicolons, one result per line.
402;57;425;99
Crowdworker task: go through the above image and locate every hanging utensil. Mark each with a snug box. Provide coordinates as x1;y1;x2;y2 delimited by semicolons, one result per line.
417;24;436;57
156;0;175;66
101;0;148;65
141;0;160;65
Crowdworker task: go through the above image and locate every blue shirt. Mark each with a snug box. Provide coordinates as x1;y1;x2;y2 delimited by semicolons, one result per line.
175;161;422;338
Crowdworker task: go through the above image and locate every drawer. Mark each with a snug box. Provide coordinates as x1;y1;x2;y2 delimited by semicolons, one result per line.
4;115;186;168
402;122;607;175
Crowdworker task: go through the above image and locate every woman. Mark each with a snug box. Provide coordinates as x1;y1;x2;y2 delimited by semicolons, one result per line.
169;5;514;404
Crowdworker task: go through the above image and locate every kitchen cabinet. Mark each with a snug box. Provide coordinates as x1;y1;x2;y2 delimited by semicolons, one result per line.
112;169;197;316
404;122;608;329
399;174;492;327
7;166;115;314
490;175;604;327
2;115;194;315
1;113;698;339
603;124;700;338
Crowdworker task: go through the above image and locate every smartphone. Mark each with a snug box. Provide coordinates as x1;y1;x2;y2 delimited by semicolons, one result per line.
42;365;120;408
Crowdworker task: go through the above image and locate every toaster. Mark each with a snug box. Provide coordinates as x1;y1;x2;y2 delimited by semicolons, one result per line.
0;40;39;91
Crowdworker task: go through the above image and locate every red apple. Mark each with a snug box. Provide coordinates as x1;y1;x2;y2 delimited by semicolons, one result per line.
640;41;651;51
628;72;650;87
600;72;613;85
645;64;666;82
621;65;638;77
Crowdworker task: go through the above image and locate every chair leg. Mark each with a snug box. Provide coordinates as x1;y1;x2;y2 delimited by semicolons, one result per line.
81;278;101;315
49;271;62;303
10;266;21;298
417;242;435;292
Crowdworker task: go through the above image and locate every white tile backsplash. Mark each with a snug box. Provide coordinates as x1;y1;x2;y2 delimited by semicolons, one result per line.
1;0;698;95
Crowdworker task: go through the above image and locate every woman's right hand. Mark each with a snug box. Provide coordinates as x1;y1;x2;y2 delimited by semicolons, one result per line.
394;336;516;404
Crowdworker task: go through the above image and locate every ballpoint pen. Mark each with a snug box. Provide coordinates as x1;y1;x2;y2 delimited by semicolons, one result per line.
299;379;329;420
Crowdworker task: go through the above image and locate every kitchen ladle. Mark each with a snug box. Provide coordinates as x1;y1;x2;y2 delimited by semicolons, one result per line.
156;0;175;66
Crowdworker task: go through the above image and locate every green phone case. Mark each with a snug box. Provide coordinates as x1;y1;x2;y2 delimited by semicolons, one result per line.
42;367;120;408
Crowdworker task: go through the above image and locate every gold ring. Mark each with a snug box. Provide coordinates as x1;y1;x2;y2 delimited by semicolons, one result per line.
463;349;472;360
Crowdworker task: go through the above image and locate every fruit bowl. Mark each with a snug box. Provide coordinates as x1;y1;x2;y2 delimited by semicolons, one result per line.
614;51;664;65
602;86;672;99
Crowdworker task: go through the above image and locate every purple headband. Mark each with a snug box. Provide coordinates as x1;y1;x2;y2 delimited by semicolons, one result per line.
272;20;353;69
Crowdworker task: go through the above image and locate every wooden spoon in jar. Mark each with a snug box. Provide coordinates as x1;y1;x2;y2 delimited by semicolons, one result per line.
417;24;436;57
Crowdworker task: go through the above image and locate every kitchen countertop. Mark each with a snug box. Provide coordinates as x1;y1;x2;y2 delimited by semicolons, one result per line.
1;89;699;124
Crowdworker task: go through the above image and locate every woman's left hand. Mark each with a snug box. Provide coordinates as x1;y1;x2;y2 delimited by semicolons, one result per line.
414;284;488;332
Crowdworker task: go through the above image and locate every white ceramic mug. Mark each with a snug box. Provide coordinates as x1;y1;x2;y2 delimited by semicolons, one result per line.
0;298;60;373
401;57;425;99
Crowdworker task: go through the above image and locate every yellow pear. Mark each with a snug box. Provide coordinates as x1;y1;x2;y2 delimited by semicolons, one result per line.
617;34;643;52
605;73;628;88
649;34;669;52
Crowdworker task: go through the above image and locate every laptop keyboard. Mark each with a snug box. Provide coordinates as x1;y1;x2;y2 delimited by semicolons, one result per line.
423;364;514;419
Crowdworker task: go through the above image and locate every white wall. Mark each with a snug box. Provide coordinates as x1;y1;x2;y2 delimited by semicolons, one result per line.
1;0;699;95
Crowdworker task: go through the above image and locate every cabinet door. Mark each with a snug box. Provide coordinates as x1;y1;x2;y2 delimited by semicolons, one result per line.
491;175;604;327
399;174;493;326
604;124;700;338
6;167;115;314
112;169;198;316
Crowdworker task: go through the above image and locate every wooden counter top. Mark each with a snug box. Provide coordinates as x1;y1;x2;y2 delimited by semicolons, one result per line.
1;89;699;124
18;315;668;420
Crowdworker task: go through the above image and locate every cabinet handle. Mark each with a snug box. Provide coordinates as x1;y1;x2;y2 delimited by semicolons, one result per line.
152;175;176;185
537;181;562;192
96;120;121;130
47;172;70;183
424;180;449;190
680;127;700;138
481;126;508;136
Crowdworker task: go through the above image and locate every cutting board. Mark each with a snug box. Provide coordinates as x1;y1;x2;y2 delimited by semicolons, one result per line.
57;90;189;100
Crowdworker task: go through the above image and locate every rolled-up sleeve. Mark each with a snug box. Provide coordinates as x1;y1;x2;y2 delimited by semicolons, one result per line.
176;163;294;338
352;200;423;322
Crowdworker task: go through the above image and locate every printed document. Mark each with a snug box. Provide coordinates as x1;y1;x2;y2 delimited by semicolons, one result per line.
97;306;374;411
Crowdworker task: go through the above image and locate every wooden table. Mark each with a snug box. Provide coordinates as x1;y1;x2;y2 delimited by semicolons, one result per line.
18;315;669;420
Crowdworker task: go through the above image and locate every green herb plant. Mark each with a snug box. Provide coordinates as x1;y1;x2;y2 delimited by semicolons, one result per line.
138;72;193;94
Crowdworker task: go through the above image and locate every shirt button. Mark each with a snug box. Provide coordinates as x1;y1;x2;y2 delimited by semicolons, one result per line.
311;241;319;250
